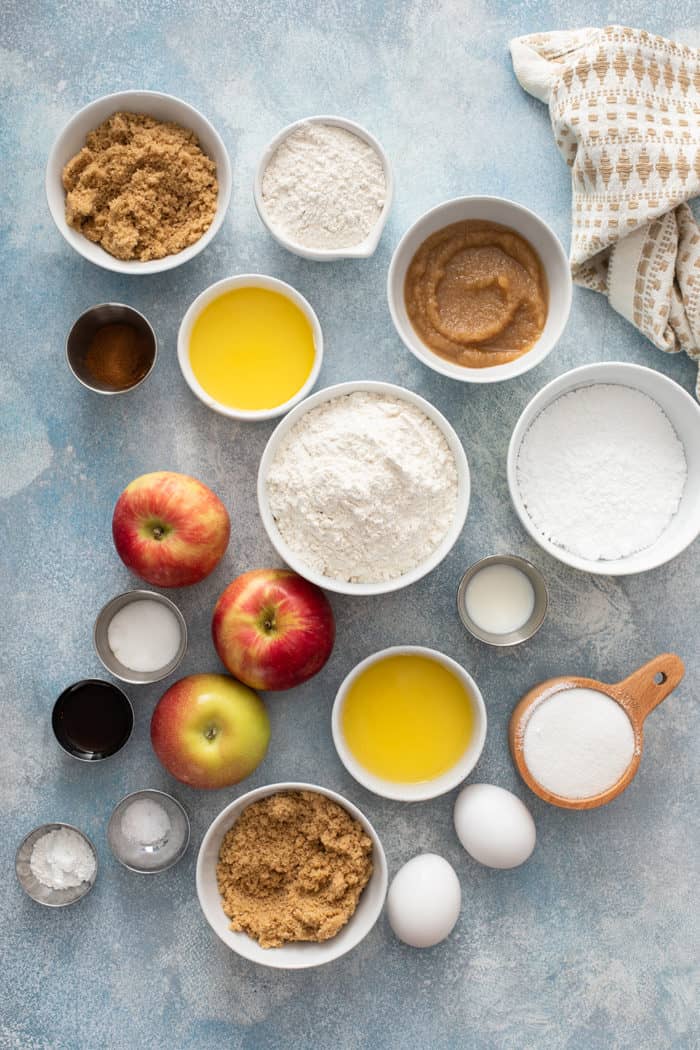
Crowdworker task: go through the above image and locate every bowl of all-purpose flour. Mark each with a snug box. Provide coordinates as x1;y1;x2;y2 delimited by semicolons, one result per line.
258;382;470;595
254;116;393;261
507;363;700;575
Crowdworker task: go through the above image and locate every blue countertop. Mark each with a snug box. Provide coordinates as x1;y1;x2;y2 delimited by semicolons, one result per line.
2;2;698;1048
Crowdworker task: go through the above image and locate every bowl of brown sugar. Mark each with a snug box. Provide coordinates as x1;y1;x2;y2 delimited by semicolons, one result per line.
46;90;232;274
196;782;388;969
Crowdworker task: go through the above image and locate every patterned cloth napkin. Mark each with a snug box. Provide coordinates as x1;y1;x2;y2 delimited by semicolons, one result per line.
510;25;700;396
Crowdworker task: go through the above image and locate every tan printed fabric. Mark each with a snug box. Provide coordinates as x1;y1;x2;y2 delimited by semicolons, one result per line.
510;25;700;396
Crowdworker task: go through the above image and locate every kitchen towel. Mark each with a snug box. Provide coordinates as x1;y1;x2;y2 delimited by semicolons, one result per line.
510;26;700;395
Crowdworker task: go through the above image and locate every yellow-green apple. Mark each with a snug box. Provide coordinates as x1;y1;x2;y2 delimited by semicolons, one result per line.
150;673;269;789
212;569;335;691
112;471;230;588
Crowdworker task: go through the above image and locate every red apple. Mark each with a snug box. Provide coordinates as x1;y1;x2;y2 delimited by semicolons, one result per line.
112;471;230;587
212;568;335;691
150;673;270;789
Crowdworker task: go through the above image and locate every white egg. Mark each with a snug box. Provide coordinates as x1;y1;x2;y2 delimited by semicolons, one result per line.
386;853;461;948
454;783;536;869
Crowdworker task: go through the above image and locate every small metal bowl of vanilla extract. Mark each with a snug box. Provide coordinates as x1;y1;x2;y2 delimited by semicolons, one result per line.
66;303;157;394
52;679;134;761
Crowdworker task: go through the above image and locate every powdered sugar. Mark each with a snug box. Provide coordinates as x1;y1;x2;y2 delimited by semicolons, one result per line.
260;122;386;250
516;384;687;561
265;392;459;583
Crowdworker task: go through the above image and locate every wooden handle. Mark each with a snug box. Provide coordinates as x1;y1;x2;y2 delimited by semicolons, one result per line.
614;653;685;723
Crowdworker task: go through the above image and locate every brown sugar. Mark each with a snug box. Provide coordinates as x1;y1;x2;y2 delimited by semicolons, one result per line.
62;111;218;262
216;791;373;949
404;219;548;367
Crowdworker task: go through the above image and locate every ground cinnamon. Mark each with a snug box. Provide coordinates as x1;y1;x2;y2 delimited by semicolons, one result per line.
84;323;152;389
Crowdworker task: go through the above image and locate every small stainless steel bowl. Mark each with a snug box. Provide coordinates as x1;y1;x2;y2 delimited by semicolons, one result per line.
93;590;187;685
66;303;157;394
457;554;548;647
15;823;98;907
52;679;134;761
107;789;190;874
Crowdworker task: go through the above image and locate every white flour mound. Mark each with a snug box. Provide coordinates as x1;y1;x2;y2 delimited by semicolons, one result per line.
516;384;687;561
261;122;386;250
265;392;459;583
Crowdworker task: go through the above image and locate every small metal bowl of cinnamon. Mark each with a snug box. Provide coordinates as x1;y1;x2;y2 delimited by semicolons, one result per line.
66;303;157;394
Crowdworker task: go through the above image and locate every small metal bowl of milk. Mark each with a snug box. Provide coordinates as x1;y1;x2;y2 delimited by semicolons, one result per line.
457;555;548;646
93;590;187;685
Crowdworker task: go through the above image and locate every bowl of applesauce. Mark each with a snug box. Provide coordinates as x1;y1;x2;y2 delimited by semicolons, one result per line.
387;196;572;383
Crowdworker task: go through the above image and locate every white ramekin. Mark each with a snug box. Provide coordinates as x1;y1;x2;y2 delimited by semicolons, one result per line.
507;362;700;575
254;115;393;261
178;274;323;421
46;90;232;274
195;781;388;969
387;195;572;383
257;380;470;595
332;646;487;802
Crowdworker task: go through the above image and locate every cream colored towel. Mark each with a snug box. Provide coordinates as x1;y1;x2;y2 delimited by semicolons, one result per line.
510;25;700;396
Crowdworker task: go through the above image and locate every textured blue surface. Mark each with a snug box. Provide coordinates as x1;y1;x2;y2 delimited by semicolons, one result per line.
2;2;699;1048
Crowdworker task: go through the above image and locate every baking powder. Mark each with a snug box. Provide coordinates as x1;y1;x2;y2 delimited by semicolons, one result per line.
30;827;96;890
261;123;386;250
516;384;687;561
523;687;636;799
265;392;459;583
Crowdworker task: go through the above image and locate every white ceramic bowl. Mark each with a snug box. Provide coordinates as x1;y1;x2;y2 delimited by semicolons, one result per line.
196;782;388;969
46;90;232;274
507;362;700;575
332;646;487;802
178;274;323;421
387;196;572;383
254;115;393;261
257;380;470;595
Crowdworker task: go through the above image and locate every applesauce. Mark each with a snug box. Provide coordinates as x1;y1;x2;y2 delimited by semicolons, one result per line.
404;220;548;367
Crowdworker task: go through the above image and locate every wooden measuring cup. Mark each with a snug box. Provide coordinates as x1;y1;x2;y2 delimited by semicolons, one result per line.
509;654;685;810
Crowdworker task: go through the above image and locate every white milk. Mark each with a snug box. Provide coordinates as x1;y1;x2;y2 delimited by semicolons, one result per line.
465;563;535;635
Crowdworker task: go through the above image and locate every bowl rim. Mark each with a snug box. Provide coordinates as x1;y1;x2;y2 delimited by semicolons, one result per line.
256;379;471;595
331;645;487;801
45;89;232;275
106;788;191;874
65;302;158;394
253;114;394;261
15;822;98;907
195;781;388;969
177;273;324;421
507;361;700;575
386;194;572;384
93;589;188;685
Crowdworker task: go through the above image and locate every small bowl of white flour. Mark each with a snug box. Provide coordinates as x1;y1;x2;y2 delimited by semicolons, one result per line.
508;362;700;575
254;116;392;261
258;381;470;595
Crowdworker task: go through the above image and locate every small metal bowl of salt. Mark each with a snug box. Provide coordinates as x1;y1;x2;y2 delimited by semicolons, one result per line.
15;822;98;907
107;789;190;874
94;589;187;685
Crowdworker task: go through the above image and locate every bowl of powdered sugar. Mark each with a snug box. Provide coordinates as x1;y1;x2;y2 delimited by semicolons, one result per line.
254;116;392;261
508;362;700;575
258;381;470;595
